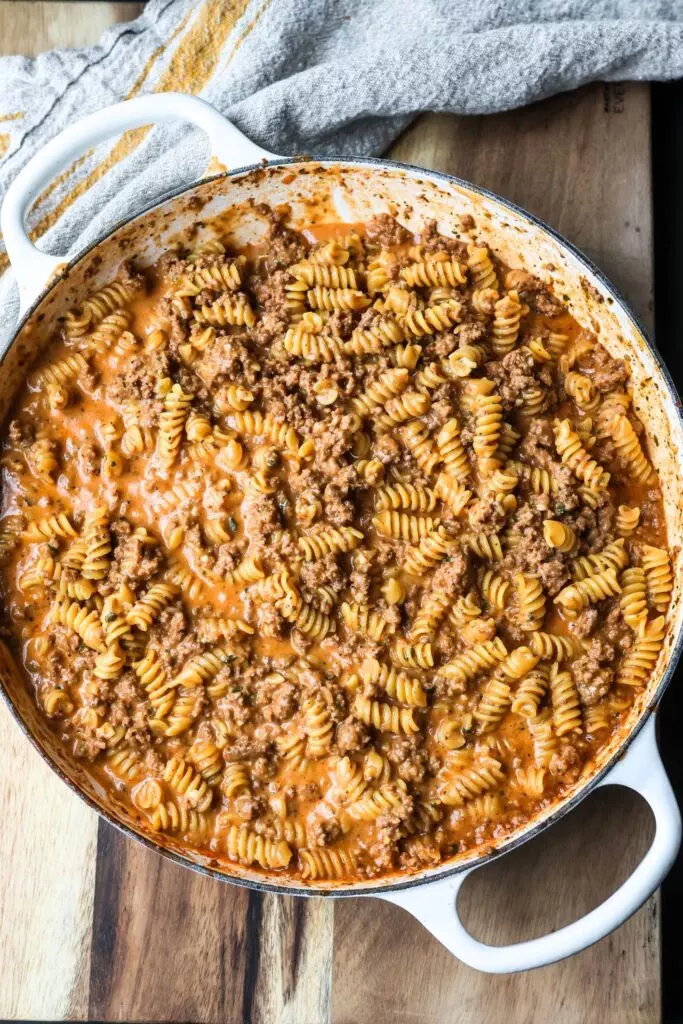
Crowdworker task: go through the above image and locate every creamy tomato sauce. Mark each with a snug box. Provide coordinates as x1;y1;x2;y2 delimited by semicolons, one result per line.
0;210;672;882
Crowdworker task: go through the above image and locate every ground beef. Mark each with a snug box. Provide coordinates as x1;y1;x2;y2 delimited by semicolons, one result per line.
241;493;279;553
77;440;100;478
466;493;508;534
112;527;163;586
505;503;571;595
108;349;169;407
256;603;285;639
307;805;342;847
486;347;555;414
591;345;629;391
194;334;257;389
572;607;599;639
336;716;370;754
505;269;565;315
518;418;555;466
300;554;345;593
364;214;411;249
264;684;295;724
151;609;188;654
386;736;428;784
549;743;581;779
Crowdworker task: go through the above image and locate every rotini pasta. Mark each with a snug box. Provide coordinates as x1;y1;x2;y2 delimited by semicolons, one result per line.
1;212;671;887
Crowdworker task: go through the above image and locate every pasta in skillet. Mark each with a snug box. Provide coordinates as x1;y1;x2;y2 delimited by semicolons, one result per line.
0;209;672;882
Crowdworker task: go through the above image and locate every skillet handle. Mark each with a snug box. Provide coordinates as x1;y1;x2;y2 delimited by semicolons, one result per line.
377;715;680;973
1;92;279;313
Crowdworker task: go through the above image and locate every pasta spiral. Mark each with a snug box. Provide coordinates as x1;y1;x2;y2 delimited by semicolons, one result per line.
404;525;455;575
307;286;370;312
373;511;440;542
391;639;434;669
51;597;104;651
401;301;462;337
474;678;511;732
529;711;558;767
529;632;581;661
511;664;550;718
550;664;582;736
611;415;655;483
353;694;419;734
446;344;488;377
491;290;525;356
515;574;546;631
341;602;393;641
375;483;436;513
291;260;358;289
616;504;640;538
172;648;231;689
163;756;213;812
467;245;497;290
473;392;503;463
467;533;504;562
411;589;451;641
157;383;194;471
225;826;292;869
401;259;467;289
127;583;179;630
400;420;441;476
572;538;629;581
555;568;621;616
447;593;482;629
303;697;333;757
299;526;363;561
360;657;427;707
346;316;405;355
620;567;648;632
133;650;178;724
554;418;610;490
436;418;470;481
619;616;666;685
641;545;673;612
352;368;409;417
439;638;508;686
434;474;472;516
278;593;336;639
439;755;505;806
81;507;111;581
222;762;250;798
543;520;578;553
300;846;357;880
194;294;256;327
376;389;431;429
565;371;599;411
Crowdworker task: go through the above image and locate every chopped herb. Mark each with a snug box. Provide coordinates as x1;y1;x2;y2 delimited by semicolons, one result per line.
228;517;238;534
562;293;570;302
104;612;118;623
555;503;566;515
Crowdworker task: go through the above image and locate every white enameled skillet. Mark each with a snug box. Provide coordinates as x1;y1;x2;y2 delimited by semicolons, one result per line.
1;94;681;973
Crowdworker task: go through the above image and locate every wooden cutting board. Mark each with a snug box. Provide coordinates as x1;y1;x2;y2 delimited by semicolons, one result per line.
0;6;659;1021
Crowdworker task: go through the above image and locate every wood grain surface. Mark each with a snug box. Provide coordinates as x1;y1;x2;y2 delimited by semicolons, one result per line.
0;6;659;1022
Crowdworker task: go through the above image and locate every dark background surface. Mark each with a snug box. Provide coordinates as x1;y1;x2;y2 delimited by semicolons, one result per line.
652;78;683;1024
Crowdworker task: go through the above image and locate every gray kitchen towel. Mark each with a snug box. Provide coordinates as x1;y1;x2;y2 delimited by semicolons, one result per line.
1;0;683;339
